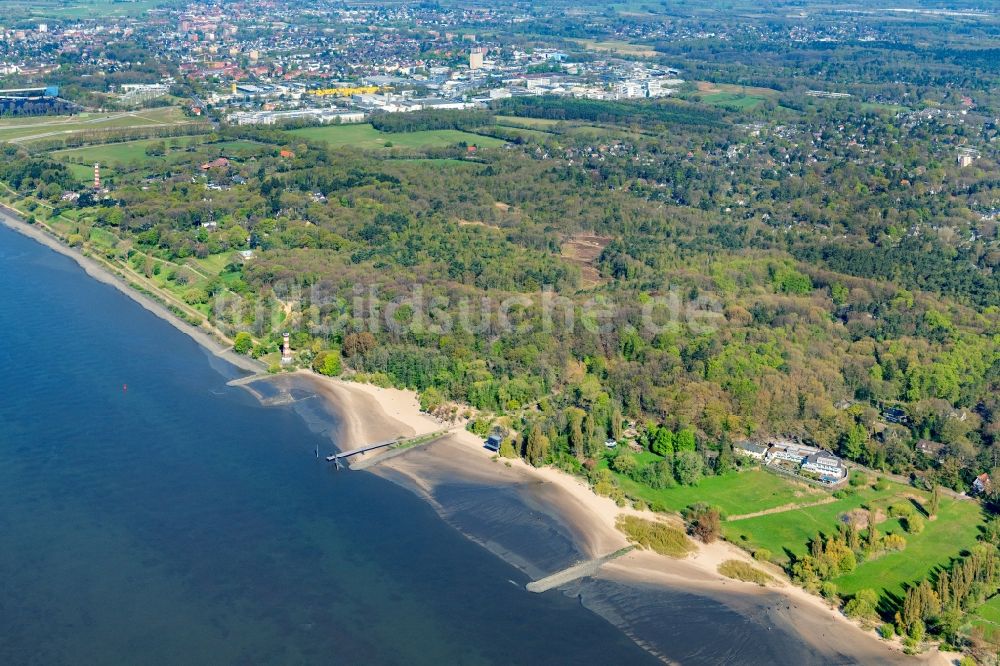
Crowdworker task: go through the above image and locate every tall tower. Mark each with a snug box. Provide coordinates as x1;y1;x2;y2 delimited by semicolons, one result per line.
281;332;292;365
93;163;100;189
469;47;484;70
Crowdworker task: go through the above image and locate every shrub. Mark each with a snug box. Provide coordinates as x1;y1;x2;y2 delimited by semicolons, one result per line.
821;581;838;600
879;623;895;640
718;560;773;586
673;449;704;486
903;514;924;534
754;548;772;562
617;515;695;558
498;437;518;459
684;503;722;543
233;331;253;355
882;533;907;551
594;480;615;497
888;503;914;519
609;449;638;475
312;350;342;376
639;459;675;489
844;591;879;624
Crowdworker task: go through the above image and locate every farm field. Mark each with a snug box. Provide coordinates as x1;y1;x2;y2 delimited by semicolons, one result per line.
6;0;162;19
289;123;505;150
570;38;658;57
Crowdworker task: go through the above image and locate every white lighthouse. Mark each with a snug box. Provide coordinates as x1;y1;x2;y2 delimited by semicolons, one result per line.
280;332;293;365
93;163;101;189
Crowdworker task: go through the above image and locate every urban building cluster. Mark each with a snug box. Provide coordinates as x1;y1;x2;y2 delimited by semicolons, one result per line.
0;2;685;126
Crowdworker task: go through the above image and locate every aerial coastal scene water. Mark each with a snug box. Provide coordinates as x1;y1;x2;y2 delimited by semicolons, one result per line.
1;209;914;665
0;223;656;665
2;1;999;664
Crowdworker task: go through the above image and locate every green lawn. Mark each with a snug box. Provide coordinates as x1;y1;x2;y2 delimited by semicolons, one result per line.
289;124;505;150
187;253;235;276
833;498;985;599
51;138;177;166
213;139;271;154
700;92;768;110
723;481;911;562
495;125;554;141
89;227;119;249
723;478;987;605
971;595;1000;639
63;162;97;183
610;463;821;516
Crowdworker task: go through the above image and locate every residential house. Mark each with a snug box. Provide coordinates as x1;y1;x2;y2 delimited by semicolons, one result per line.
802;452;846;480
973;473;991;494
734;441;767;460
883;406;908;424
916;440;945;462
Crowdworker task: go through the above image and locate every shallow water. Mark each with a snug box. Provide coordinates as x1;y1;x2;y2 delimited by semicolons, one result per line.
0;224;655;665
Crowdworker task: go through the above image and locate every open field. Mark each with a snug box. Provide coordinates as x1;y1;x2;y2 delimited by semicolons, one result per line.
693;82;778;110
971;595;1000;639
860;102;909;114
723;477;986;603
494;115;562;129
607;460;823;516
570;38;658;57
561;232;612;288
833;498;985;599
0;108;193;143
495;125;555;142
289;124;505;150
701;92;768;110
51;138;188;166
723;480;916;560
4;0;162;19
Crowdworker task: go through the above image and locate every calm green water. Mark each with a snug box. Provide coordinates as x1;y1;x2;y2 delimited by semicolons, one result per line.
0;224;655;665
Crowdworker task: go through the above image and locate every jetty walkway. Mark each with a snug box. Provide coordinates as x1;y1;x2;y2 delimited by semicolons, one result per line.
525;546;635;593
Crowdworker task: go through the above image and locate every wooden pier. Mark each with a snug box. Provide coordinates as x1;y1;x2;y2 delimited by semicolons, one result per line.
326;429;453;470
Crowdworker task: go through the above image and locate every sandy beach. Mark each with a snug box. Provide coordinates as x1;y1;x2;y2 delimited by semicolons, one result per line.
289;370;955;665
2;204;956;664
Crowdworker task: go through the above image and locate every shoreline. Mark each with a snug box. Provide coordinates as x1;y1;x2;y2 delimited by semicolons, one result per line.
293;371;953;664
0;206;264;375
0;206;955;664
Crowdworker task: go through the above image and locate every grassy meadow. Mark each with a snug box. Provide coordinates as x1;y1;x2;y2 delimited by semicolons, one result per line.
289;123;504;150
